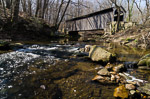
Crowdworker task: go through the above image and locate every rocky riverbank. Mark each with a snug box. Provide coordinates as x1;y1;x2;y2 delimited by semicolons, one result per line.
81;44;150;98
98;24;150;50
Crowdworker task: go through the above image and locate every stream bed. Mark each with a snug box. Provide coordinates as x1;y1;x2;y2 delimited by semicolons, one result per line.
0;42;150;99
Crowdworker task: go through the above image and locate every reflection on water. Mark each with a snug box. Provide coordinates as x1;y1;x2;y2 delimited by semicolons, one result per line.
100;43;150;62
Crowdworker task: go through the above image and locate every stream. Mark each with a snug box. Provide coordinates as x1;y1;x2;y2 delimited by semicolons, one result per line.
0;41;150;99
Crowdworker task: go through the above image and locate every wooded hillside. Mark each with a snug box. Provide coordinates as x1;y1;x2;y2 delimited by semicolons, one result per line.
0;0;150;40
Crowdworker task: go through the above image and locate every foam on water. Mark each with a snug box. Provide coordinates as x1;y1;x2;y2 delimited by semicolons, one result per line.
0;44;81;97
121;72;148;83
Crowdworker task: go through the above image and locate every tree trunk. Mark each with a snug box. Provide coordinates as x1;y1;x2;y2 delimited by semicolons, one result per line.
116;7;120;32
38;0;42;18
1;0;7;18
42;0;49;19
55;0;64;24
127;0;135;22
28;0;32;16
110;0;122;32
10;0;13;19
6;0;11;9
56;0;71;30
13;0;20;22
21;0;27;13
35;0;40;17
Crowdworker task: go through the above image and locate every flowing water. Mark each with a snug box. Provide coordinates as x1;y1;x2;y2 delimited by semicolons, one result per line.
0;41;150;99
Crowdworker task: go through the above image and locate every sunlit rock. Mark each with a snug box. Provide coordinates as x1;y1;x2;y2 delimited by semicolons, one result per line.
97;68;110;76
84;45;92;53
127;81;137;85
89;45;116;63
92;75;104;81
125;84;135;90
110;71;117;75
111;74;115;81
113;64;126;73
130;90;136;95
40;85;46;90
113;85;129;98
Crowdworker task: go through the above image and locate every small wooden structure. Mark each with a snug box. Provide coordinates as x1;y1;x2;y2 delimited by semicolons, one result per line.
66;6;126;32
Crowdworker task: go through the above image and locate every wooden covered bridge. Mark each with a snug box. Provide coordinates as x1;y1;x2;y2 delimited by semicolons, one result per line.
65;6;126;35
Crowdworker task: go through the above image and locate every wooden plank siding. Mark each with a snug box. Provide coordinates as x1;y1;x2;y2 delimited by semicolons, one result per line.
66;7;126;32
66;12;113;31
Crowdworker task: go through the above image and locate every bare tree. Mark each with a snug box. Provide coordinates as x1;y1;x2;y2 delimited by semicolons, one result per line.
127;0;135;21
21;0;27;13
1;0;7;18
55;0;71;30
96;0;113;10
55;0;64;24
145;0;150;23
110;0;123;32
28;0;32;16
13;0;20;22
35;0;40;17
6;0;11;9
135;0;150;24
41;0;49;19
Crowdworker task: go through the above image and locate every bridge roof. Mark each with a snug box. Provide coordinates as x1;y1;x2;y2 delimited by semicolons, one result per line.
66;6;126;22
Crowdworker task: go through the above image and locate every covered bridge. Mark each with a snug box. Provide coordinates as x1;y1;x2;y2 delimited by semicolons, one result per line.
65;6;126;32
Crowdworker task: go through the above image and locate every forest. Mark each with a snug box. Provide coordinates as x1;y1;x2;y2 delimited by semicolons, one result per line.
0;0;150;31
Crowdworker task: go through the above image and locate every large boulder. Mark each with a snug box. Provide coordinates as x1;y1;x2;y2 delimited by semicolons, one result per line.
138;54;150;67
89;45;116;63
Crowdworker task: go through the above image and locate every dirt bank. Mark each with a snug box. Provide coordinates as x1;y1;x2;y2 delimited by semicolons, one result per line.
103;24;150;49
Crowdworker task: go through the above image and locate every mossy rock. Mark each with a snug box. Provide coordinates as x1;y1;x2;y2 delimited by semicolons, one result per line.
138;83;150;95
138;54;150;67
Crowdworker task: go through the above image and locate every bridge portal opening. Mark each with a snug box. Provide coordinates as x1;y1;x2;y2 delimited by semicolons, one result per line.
114;9;124;21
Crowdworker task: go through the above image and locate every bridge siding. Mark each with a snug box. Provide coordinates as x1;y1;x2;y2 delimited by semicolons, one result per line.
66;12;113;31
